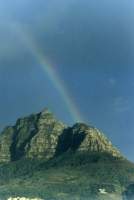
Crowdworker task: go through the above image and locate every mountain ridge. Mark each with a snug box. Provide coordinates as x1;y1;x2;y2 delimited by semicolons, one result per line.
0;108;123;163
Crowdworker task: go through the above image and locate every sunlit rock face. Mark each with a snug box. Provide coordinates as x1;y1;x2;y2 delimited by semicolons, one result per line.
0;109;66;162
0;109;123;163
70;123;122;158
25;109;66;160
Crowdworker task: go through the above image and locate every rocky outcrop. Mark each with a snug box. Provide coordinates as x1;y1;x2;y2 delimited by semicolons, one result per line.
25;109;66;159
0;108;122;163
70;123;121;158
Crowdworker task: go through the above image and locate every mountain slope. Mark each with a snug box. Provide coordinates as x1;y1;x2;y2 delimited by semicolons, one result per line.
0;109;134;200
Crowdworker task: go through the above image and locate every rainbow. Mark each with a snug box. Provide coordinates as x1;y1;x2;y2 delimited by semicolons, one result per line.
12;24;83;122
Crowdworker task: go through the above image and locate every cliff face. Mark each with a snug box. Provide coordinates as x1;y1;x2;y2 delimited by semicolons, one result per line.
25;110;66;160
70;123;121;157
0;109;122;163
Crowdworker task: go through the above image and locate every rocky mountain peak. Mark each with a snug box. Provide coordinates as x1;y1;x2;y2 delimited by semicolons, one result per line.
70;123;122;158
72;122;90;132
40;108;54;117
0;109;123;163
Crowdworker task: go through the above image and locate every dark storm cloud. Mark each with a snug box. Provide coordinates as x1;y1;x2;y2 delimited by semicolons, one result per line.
1;0;134;72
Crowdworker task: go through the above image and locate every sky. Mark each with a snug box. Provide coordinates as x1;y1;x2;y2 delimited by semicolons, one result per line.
0;0;134;161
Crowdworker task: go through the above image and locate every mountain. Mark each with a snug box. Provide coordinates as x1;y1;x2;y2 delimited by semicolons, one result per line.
0;109;134;200
0;109;122;163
